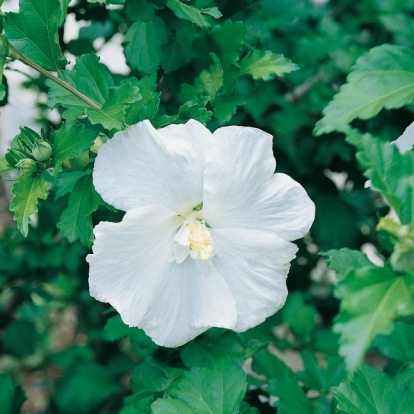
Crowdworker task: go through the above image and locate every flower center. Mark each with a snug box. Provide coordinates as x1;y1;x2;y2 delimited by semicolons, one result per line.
173;218;214;263
187;221;214;261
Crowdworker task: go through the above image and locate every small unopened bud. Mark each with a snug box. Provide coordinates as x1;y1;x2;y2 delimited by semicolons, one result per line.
18;127;40;152
90;134;109;154
63;150;90;171
5;148;27;167
32;140;53;162
16;158;37;173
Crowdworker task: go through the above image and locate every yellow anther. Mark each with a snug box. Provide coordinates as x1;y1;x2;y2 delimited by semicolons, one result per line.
187;221;214;261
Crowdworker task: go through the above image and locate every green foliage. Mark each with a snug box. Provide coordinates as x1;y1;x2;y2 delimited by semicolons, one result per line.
0;374;25;414
315;45;414;134
10;172;49;236
348;130;414;224
54;362;120;413
334;364;414;414
240;50;298;80
4;0;66;71
57;172;103;246
124;17;167;74
166;0;221;28
333;265;414;372
1;0;414;412
152;358;247;414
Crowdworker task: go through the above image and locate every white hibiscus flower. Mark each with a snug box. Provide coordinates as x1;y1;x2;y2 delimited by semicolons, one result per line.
87;120;315;347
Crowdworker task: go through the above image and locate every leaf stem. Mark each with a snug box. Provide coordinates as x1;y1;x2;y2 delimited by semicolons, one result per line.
8;44;102;111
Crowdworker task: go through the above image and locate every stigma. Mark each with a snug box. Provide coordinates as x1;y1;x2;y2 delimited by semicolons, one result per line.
174;219;214;263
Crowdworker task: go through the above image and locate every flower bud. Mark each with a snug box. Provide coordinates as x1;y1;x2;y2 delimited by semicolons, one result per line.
32;140;53;162
18;127;40;153
16;158;37;173
63;150;90;171
90;134;109;154
5;148;27;167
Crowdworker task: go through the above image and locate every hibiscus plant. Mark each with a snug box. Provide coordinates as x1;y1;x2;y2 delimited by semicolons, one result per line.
0;0;414;413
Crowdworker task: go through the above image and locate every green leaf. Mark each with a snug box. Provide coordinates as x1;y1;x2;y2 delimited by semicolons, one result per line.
166;0;221;28
10;172;49;236
282;292;317;341
124;0;155;22
54;362;120;413
322;248;372;279
180;331;245;368
47;54;113;120
152;358;247;414
125;75;160;124
0;374;25;414
334;266;414;372
2;320;37;357
315;44;414;135
212;94;245;124
264;351;313;414
87;81;141;130
375;321;414;362
348;131;414;224
124;16;167;74
334;364;414;414
0;156;13;175
5;0;66;71
52;123;98;169
161;25;197;73
296;351;347;392
57;173;102;247
240;50;299;80
55;171;91;198
194;53;223;100
211;20;246;64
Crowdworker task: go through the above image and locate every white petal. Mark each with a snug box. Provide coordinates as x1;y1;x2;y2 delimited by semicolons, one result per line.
87;206;181;326
392;121;414;153
204;173;315;241
211;227;298;331
93;120;211;214
202;126;276;221
139;260;237;347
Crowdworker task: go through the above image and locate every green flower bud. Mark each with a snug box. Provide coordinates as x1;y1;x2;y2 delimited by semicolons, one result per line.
16;158;37;173
5;148;27;167
32;140;53;162
18;127;41;152
63;150;90;171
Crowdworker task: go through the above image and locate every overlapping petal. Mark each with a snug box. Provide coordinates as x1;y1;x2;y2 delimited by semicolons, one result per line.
204;171;315;241
202;126;275;221
93;120;211;214
211;227;298;331
87;205;181;326
139;259;237;347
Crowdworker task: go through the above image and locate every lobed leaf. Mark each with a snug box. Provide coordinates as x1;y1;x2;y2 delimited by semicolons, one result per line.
152;358;246;414
5;0;66;71
322;248;372;279
124;16;167;74
315;44;414;134
10;172;49;236
334;364;414;414
52;123;98;169
240;50;299;80
334;266;414;372
166;0;221;28
348;130;414;224
57;173;103;247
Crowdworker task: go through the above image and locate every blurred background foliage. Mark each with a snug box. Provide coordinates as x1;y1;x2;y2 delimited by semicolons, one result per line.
1;0;414;412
